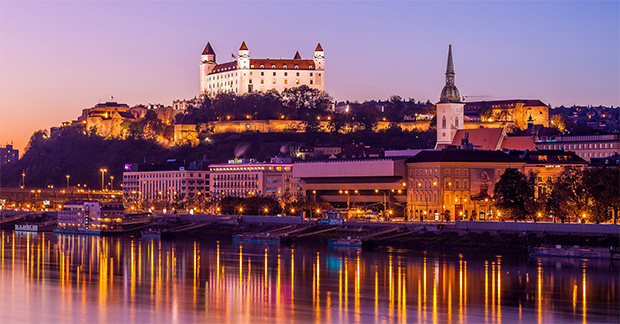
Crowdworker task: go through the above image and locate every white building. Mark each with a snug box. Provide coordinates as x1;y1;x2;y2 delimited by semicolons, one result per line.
436;45;465;148
200;41;325;96
210;158;299;200
122;162;210;203
57;200;125;231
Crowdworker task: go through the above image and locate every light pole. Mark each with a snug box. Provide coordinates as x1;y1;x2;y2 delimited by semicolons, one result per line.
100;168;107;191
375;189;387;219
66;175;70;192
21;171;25;189
110;176;114;191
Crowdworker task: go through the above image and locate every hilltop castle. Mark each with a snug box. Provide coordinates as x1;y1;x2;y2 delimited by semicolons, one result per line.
200;41;325;96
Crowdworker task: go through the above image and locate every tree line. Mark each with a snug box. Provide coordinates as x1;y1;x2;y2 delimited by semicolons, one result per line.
494;167;619;223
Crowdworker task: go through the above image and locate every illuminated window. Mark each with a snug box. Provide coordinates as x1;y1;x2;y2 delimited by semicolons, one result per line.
272;79;276;84
250;65;254;68
250;72;253;76
260;65;264;68
295;65;299;69
249;79;252;84
284;80;288;84
309;65;313;69
272;64;276;68
260;79;264;84
296;80;299;84
283;65;287;69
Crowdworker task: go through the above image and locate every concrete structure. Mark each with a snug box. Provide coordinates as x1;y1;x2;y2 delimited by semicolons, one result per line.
406;149;525;221
122;161;210;204
465;99;549;129
200;41;325;96
535;133;619;161
520;150;587;199
0;144;19;165
210;158;298;201
436;45;465;148
57;200;124;230
293;157;408;217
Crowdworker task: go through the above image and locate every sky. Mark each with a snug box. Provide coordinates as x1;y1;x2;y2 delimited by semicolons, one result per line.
1;1;618;153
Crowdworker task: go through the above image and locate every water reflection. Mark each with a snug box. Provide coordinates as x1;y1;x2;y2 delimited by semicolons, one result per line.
0;231;618;323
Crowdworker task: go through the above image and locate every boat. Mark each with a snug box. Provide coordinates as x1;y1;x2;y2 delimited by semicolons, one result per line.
328;236;362;248
141;229;162;239
15;224;39;232
233;233;281;244
529;245;619;260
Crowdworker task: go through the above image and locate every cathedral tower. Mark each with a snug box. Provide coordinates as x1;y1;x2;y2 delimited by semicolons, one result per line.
435;45;464;148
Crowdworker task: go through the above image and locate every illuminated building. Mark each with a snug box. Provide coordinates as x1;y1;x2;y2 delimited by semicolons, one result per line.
200;41;325;96
436;45;465;148
56;200;124;231
292;157;408;217
0;144;18;165
210;158;297;200
520;150;587;199
464;100;550;129
535;133;619;161
122;160;210;203
406;149;525;221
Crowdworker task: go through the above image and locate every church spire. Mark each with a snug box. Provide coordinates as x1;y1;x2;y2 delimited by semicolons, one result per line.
439;44;461;103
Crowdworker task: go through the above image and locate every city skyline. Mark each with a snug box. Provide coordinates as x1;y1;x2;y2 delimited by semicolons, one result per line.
1;1;618;152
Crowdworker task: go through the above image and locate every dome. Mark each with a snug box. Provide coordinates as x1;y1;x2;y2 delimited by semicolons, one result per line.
439;84;461;103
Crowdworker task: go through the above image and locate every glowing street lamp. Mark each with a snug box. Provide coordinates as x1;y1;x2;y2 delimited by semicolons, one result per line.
100;168;107;191
66;175;70;192
110;176;114;191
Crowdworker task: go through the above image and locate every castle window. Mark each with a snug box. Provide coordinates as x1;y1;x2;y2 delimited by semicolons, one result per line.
295;65;299;69
455;118;459;127
260;65;264;68
309;65;313;69
319;73;321;76
296;72;300;77
310;80;313;85
442;116;447;129
251;65;254;68
284;72;287;77
284;80;288;84
272;79;276;84
296;80;300;84
273;72;276;76
261;80;264;84
310;73;313;76
283;65;287;69
272;64;276;68
261;72;264;76
249;72;252;76
249;79;252;84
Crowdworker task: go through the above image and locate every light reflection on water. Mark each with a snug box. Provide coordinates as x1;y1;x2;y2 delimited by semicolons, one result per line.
0;231;618;323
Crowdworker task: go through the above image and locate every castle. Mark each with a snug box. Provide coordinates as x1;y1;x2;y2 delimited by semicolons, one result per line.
199;41;325;96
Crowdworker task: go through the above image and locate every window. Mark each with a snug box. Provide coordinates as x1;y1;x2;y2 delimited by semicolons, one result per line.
310;80;313;85
284;80;288;84
249;79;252;84
260;65;264;68
309;65;313;69
442;116;447;129
272;79;276;84
310;73;313;76
260;79;264;84
273;72;276;76
250;65;254;68
296;72;300;77
284;72;287;77
296;80;300;84
250;72;253;76
283;65;287;69
455;117;459;127
271;64;276;68
261;72;264;76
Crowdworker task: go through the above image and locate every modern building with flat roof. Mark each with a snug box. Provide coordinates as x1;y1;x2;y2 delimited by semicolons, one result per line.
535;133;619;161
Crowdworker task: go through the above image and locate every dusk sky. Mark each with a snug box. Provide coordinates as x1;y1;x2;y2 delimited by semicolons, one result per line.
1;1;618;153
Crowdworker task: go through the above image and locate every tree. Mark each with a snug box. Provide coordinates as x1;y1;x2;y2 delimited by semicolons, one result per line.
493;168;536;220
353;102;379;132
547;166;587;222
550;113;576;133
582;167;619;223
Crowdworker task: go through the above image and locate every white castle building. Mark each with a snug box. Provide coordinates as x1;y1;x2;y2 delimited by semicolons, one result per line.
200;41;325;96
435;45;465;148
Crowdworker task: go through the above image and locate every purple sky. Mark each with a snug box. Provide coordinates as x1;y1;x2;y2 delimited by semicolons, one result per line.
1;1;618;153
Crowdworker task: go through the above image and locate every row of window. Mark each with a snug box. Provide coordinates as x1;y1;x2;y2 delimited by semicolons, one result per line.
411;168;474;177
540;143;615;150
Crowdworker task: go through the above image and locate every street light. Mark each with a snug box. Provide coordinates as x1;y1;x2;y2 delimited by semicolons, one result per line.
110;176;114;191
100;168;107;191
66;175;70;192
21;171;25;189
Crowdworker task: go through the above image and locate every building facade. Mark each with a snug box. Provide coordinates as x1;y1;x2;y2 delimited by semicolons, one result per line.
200;41;325;96
210;158;297;201
57;200;125;231
122;162;210;205
406;150;525;221
520;150;587;199
0;144;19;165
465;100;549;129
535;133;619;161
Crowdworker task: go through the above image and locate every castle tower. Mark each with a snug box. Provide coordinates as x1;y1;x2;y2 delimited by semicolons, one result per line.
313;43;324;70
435;45;464;148
237;41;250;69
200;42;217;95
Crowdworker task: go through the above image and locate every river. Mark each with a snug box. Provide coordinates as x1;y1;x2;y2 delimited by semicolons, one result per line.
0;231;617;323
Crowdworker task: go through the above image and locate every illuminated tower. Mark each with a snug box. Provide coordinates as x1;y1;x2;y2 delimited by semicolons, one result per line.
199;42;217;95
435;45;464;148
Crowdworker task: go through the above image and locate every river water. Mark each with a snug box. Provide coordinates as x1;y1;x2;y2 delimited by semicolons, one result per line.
0;231;617;323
